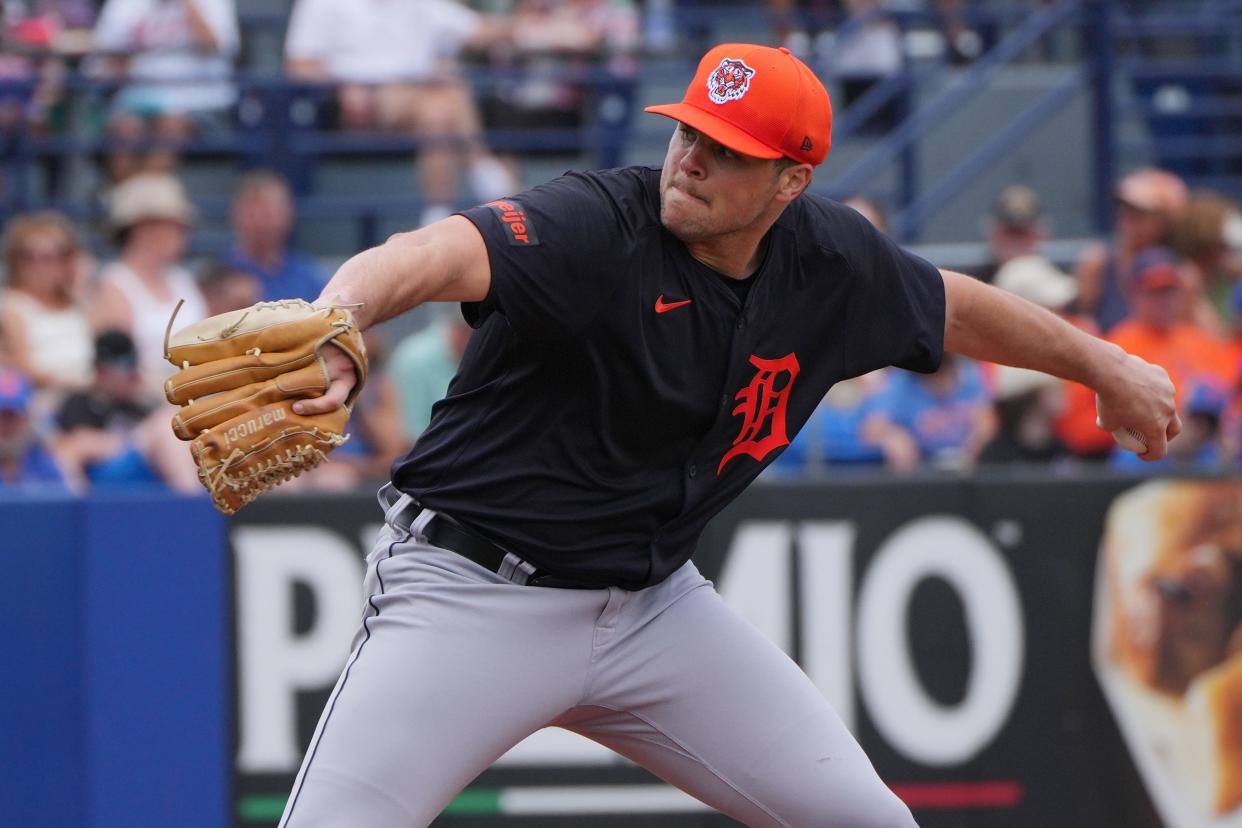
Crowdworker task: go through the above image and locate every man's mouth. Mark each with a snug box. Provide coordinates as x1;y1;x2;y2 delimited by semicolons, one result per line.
670;182;707;205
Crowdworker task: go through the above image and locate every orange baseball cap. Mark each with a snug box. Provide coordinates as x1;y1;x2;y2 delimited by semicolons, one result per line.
645;43;833;166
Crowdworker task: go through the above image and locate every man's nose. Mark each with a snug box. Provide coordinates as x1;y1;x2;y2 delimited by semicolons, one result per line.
679;142;707;179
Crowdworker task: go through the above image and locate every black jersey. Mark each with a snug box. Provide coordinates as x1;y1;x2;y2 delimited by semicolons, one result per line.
391;166;944;588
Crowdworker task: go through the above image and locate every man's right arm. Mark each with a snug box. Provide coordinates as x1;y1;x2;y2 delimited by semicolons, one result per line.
296;216;492;416
315;216;492;331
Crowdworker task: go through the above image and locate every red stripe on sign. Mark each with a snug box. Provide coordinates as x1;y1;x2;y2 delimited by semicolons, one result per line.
890;781;1024;809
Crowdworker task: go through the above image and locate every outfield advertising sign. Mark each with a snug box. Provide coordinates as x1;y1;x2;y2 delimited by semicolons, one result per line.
227;475;1240;827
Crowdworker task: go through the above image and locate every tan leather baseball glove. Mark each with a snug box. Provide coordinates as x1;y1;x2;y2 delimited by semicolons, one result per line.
164;298;368;514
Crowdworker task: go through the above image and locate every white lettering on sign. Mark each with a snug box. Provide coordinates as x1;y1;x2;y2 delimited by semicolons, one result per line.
231;516;1023;772
856;516;1024;765
797;522;856;731
716;522;794;651
234;526;363;772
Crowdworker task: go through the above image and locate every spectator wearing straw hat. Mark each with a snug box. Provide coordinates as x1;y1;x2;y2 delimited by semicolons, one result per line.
91;172;207;402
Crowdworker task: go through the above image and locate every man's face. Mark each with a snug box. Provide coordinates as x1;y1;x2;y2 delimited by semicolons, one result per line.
128;219;188;263
233;186;294;247
96;362;142;402
1133;284;1183;331
659;124;787;242
988;223;1041;264
1116;201;1168;250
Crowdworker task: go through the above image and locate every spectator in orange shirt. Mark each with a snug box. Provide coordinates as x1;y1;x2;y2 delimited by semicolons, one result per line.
1106;247;1235;405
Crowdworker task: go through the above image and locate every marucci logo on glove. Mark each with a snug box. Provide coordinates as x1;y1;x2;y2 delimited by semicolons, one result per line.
485;200;540;246
221;408;287;448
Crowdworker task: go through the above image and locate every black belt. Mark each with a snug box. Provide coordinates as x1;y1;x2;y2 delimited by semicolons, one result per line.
379;484;605;590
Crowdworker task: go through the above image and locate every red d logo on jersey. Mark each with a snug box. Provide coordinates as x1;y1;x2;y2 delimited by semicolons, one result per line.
717;352;800;474
706;58;756;104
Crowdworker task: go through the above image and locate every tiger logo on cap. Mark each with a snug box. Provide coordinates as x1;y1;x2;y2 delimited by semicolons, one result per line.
706;58;756;104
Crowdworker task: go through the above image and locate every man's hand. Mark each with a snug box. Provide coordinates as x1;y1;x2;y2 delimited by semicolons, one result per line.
1094;353;1182;460
295;296;364;417
294;342;358;416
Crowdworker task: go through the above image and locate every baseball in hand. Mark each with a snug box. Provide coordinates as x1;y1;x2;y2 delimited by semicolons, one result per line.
1111;425;1148;454
1095;394;1149;454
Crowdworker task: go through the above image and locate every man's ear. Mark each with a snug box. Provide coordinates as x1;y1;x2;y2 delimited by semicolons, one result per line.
777;164;814;203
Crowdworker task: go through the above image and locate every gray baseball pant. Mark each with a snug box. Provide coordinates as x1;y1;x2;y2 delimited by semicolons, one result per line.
278;495;917;828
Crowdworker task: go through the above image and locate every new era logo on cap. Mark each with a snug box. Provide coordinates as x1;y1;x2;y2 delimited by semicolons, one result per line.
644;43;833;166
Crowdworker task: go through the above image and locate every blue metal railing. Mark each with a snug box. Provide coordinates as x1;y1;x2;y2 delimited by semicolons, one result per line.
825;0;1090;241
890;68;1088;240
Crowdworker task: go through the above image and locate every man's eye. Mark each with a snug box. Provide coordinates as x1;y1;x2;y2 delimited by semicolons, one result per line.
719;147;739;160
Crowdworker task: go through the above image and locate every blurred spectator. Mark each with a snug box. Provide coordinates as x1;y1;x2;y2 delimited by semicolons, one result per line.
91;172;207;402
284;0;516;227
482;0;639;169
91;0;239;183
829;0;903;134
767;0;839;61
843;193;887;233
389;311;472;441
1;1;96;134
993;254;1114;460
768;372;885;475
973;185;1046;284
978;366;1068;465
227;170;326;302
0;210;93;415
861;353;996;471
198;259;260;316
932;0;984;65
52;329;155;487
1170;190;1242;336
1076;167;1188;333
1105;247;1235;404
0;366;69;490
53;328;218;493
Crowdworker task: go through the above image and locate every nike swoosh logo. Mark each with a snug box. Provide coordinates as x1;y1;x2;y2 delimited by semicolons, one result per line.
655;295;692;314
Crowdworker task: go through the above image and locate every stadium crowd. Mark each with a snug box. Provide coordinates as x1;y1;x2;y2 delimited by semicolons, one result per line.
0;1;1240;493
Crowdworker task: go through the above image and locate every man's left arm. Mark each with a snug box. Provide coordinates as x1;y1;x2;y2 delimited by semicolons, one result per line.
940;269;1181;460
